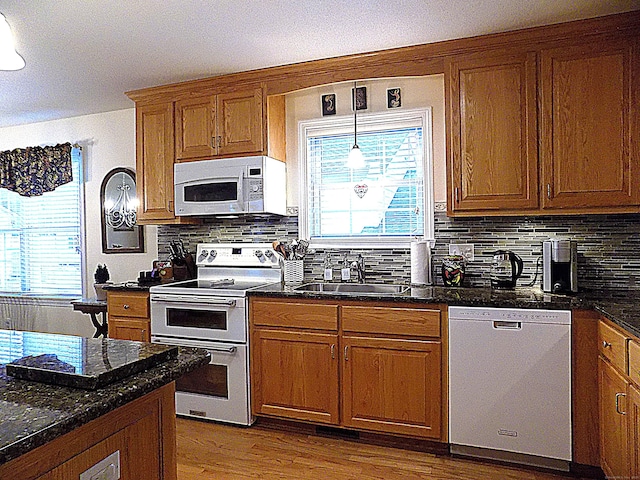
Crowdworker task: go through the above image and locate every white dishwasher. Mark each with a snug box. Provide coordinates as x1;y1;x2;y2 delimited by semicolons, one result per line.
448;306;572;471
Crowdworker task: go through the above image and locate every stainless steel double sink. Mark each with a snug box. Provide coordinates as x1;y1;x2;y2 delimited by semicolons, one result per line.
293;282;409;296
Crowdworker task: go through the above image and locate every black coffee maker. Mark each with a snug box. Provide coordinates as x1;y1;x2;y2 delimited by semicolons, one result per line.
490;250;524;289
542;239;578;293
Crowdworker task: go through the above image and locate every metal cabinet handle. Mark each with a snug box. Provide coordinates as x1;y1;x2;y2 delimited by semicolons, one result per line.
547;183;551;199
217;136;222;147
615;392;626;415
602;341;611;349
344;346;349;361
330;344;335;359
455;187;459;203
123;304;130;310
211;136;215;148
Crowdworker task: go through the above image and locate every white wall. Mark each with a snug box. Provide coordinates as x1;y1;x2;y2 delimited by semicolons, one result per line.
0;108;158;336
284;75;446;207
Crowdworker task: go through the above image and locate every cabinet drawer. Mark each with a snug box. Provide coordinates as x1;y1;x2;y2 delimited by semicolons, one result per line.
599;320;628;373
251;299;338;331
107;292;149;318
629;339;640;387
342;306;441;338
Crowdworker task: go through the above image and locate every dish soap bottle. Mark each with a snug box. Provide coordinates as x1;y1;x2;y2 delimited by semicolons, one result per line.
323;255;333;281
341;257;350;281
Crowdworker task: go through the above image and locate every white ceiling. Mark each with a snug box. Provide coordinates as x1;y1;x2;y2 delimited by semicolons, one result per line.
0;0;638;128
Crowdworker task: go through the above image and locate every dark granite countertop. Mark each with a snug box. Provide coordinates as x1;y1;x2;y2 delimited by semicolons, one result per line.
249;283;640;339
0;332;209;466
102;282;152;292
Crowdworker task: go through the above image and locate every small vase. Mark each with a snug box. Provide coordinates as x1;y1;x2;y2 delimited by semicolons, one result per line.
441;255;465;287
94;283;109;301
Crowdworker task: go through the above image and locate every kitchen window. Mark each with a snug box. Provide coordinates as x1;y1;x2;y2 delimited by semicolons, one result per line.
299;108;433;248
0;147;83;299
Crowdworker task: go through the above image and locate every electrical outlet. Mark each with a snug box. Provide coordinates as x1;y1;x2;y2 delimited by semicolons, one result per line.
449;243;474;262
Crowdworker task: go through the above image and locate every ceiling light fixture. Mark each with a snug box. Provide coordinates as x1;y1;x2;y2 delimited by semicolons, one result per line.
0;13;25;71
347;81;365;169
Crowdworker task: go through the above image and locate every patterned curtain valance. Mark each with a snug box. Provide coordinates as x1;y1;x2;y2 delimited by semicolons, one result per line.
0;142;74;197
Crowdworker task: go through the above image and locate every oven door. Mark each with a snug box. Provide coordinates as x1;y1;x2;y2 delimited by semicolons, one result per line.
151;335;253;426
150;294;246;343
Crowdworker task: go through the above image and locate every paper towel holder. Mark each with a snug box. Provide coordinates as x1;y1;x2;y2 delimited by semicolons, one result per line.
410;240;432;286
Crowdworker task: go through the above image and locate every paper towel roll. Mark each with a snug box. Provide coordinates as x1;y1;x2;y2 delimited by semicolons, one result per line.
411;241;432;286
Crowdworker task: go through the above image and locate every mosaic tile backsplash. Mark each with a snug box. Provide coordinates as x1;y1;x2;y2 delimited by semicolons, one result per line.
158;207;640;291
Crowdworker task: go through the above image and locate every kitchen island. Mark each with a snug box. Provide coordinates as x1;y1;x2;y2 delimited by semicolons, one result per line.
0;329;209;480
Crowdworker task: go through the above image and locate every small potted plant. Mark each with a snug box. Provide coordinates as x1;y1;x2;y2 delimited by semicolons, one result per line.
94;264;111;300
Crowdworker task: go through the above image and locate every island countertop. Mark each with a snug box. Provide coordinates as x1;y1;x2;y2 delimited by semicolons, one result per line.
0;330;209;467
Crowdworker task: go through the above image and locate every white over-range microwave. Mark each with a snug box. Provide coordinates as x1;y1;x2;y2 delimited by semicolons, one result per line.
174;156;286;216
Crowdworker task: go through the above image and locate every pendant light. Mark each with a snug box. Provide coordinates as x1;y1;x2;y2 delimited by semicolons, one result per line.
0;13;25;71
347;81;365;169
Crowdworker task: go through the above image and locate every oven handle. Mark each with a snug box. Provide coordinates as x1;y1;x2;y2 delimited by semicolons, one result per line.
151;295;237;307
209;346;237;354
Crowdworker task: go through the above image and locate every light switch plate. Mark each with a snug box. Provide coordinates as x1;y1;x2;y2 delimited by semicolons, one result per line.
449;243;474;262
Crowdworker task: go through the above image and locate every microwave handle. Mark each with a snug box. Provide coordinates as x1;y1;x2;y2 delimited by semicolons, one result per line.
237;169;244;205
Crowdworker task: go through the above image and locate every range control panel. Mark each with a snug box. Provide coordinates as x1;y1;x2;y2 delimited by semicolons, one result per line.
196;243;280;267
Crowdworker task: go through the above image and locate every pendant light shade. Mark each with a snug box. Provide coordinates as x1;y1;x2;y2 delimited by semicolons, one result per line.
0;13;25;71
348;81;365;169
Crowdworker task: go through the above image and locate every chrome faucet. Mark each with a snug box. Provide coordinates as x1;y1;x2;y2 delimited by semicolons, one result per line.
350;254;366;283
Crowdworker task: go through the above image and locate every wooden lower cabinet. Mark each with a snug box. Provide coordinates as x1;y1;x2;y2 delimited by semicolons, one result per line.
599;356;629;479
342;335;441;438
250;298;445;440
0;383;176;480
107;291;151;342
252;329;339;424
109;317;151;342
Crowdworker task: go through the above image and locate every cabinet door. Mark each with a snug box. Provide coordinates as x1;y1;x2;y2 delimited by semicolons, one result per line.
135;101;177;223
251;329;339;424
216;88;264;157
630;383;640;480
175;95;216;161
446;52;538;213
342;336;441;439
540;38;639;210
108;317;150;342
599;357;629;479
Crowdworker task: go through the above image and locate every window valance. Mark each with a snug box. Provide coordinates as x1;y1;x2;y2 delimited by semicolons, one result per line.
0;142;74;197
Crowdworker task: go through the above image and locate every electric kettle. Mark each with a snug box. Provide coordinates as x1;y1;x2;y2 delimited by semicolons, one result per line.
490;250;524;289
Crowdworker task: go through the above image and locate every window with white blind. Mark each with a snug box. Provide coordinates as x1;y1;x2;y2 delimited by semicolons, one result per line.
299;108;433;248
0;147;83;298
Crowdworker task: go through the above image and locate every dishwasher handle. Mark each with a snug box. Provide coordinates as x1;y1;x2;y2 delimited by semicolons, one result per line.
493;321;522;330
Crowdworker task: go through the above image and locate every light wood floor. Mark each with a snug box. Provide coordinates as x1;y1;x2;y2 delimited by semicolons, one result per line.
176;418;589;480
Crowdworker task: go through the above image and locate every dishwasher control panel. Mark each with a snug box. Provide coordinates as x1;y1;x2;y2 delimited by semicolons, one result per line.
448;306;571;324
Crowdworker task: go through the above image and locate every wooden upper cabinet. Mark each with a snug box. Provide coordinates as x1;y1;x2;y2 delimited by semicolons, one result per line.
217;88;264;156
446;51;538;214
175;95;216;160
540;37;639;211
175;87;264;161
135;100;178;223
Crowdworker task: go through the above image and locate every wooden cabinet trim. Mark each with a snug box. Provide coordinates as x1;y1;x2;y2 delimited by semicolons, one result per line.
126;11;640;101
629;340;640;387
